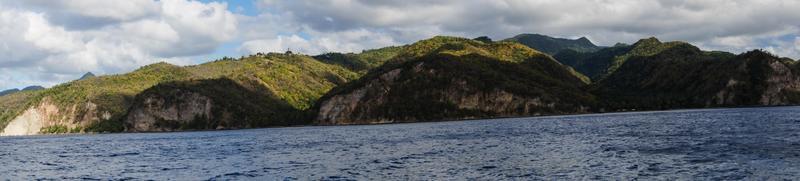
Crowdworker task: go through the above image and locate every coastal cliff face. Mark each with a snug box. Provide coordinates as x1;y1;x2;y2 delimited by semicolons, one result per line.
713;52;800;106
0;99;110;136
315;37;595;125
125;90;216;132
123;78;304;132
316;61;591;125
594;45;800;110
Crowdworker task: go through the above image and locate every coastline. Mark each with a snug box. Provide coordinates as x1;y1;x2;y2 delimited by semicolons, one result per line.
2;105;797;138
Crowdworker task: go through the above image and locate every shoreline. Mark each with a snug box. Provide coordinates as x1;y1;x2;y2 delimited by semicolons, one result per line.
2;104;798;138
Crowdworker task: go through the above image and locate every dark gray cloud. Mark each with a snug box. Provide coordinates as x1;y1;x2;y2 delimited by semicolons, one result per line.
258;0;800;58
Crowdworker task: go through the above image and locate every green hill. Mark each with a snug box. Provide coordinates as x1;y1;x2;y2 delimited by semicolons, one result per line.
314;36;596;124
0;53;358;134
594;47;800;110
554;37;736;80
312;46;404;73
124;77;302;132
503;33;601;55
2;34;800;134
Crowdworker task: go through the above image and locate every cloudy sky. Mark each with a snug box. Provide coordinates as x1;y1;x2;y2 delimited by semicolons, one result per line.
1;0;799;90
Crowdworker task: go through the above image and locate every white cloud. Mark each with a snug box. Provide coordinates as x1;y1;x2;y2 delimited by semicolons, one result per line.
258;0;800;53
795;37;800;52
241;35;313;54
51;0;160;21
762;36;800;59
161;0;237;42
0;0;238;89
240;29;399;55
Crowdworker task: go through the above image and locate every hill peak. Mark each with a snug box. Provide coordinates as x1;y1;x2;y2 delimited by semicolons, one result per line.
79;72;96;80
22;86;44;91
0;88;20;96
633;37;662;46
137;62;178;70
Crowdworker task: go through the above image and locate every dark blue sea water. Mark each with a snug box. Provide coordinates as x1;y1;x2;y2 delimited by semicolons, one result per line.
2;107;800;180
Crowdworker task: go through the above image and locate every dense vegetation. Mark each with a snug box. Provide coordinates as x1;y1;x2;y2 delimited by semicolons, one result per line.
503;33;601;55
0;53;359;133
1;33;799;134
593;45;799;110
128;77;305;130
554;45;633;80
313;46;404;73
315;36;596;123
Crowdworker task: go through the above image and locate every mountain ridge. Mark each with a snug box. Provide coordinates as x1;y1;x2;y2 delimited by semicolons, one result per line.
503;33;601;55
314;36;596;124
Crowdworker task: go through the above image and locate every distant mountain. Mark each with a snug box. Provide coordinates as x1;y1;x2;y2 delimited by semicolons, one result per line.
314;36;595;125
79;72;96;80
503;33;601;55
0;86;44;97
473;36;493;43
0;89;20;97
22;86;44;91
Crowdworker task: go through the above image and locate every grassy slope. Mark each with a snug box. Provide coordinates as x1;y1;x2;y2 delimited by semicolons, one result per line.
325;36;592;97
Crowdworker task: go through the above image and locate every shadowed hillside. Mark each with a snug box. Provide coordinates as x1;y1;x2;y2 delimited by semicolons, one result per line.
314;36;596;124
504;33;601;55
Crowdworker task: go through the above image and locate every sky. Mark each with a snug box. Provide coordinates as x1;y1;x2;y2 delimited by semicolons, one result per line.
1;0;799;90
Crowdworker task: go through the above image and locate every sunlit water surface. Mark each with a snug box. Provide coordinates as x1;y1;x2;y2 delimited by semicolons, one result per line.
2;107;800;180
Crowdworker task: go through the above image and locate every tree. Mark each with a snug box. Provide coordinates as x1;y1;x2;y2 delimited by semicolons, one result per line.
473;36;492;43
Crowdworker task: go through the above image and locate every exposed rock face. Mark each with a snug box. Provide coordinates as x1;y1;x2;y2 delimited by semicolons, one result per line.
316;53;595;125
123;78;303;132
317;69;402;124
703;52;800;106
0;105;47;136
757;60;800;105
0;99;101;136
125;91;216;132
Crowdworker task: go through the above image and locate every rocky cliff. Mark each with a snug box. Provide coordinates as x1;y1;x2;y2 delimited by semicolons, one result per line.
124;78;302;132
315;37;595;125
594;46;800;110
0;98;108;136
